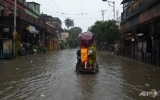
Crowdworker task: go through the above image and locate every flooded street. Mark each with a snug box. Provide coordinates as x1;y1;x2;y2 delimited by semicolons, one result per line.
0;49;160;100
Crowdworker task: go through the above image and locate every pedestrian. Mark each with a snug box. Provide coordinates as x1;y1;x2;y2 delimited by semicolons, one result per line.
110;44;113;54
76;47;81;64
88;42;96;69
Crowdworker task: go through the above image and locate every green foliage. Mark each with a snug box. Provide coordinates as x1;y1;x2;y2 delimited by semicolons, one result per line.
65;18;74;29
66;27;82;48
59;42;66;49
70;27;82;38
66;36;76;48
88;20;121;45
33;45;47;52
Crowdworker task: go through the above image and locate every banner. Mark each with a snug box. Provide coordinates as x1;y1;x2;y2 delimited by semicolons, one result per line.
29;25;39;34
29;25;35;33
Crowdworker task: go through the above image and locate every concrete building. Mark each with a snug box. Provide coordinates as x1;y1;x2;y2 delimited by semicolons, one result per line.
61;29;69;43
0;0;58;58
121;0;160;64
41;14;62;51
26;1;40;18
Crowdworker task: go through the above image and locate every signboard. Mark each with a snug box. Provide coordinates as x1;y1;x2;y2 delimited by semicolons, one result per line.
29;25;36;33
29;25;39;34
3;28;9;32
3;40;12;54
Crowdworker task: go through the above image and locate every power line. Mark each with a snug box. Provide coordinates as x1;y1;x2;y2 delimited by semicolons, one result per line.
40;6;121;16
51;0;63;13
81;0;84;31
107;11;113;19
41;9;113;20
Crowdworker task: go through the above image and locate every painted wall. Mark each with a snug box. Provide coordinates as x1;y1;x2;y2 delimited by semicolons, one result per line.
61;31;69;43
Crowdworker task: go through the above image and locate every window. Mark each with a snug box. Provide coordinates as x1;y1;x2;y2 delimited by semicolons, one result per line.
0;5;4;10
0;5;4;16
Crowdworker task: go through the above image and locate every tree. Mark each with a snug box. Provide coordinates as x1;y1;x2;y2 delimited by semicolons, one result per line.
89;20;121;45
65;18;74;30
66;27;82;48
88;21;103;44
70;27;82;38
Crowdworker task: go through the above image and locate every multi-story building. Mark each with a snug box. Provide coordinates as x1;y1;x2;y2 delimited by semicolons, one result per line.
26;1;40;18
61;29;69;43
121;0;160;64
41;14;62;50
0;0;58;58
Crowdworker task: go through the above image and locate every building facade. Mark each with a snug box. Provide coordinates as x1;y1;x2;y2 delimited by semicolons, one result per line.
61;29;69;43
0;0;58;58
121;0;160;64
26;1;40;18
41;14;62;50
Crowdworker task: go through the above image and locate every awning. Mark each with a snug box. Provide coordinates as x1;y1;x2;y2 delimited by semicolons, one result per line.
121;0;134;4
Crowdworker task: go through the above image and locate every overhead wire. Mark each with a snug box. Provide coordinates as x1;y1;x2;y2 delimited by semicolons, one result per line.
40;0;121;27
51;0;63;13
107;11;113;19
81;0;84;30
41;6;117;16
41;9;113;20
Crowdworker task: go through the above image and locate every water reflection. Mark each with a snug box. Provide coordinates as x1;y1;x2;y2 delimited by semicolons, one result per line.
77;74;96;100
118;55;160;100
0;50;160;100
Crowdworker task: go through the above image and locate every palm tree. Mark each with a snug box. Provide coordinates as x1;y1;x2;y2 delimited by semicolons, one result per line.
65;18;74;30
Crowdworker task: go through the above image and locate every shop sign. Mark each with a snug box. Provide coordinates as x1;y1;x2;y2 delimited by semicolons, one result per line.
29;25;39;34
3;28;9;32
29;25;36;33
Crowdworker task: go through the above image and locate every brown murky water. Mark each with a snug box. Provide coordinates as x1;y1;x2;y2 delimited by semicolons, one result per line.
0;49;160;100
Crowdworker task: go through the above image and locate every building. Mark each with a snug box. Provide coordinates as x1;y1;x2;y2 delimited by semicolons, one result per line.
0;0;27;58
26;1;40;18
0;0;58;58
41;14;62;41
40;14;62;51
121;0;160;64
61;29;69;43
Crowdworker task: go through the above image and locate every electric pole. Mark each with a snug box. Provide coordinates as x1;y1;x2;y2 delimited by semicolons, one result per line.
101;10;105;22
102;0;115;20
13;0;17;59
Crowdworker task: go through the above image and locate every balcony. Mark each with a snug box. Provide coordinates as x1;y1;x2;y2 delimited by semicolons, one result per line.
0;10;46;28
121;0;158;23
121;0;159;31
46;23;56;35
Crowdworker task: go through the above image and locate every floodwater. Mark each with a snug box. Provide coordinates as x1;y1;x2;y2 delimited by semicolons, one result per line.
0;49;160;100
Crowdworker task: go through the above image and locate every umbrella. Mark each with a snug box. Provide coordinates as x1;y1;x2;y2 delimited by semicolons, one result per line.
78;32;94;45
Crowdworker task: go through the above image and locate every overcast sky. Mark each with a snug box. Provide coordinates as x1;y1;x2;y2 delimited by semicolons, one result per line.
26;0;123;32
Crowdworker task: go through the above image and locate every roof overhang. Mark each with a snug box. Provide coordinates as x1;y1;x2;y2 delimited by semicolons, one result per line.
121;0;134;4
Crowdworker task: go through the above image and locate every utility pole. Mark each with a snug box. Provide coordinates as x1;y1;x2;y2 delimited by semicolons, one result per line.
13;0;17;59
102;0;115;20
101;10;105;22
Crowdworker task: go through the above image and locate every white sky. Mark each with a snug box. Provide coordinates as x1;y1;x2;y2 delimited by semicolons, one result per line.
26;0;123;32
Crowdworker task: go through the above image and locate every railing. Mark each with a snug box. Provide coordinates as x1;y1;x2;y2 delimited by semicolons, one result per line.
121;0;159;31
47;24;56;33
0;10;46;28
0;10;58;36
121;0;158;22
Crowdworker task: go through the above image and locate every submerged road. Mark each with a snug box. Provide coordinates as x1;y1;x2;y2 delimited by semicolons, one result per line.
0;49;160;100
